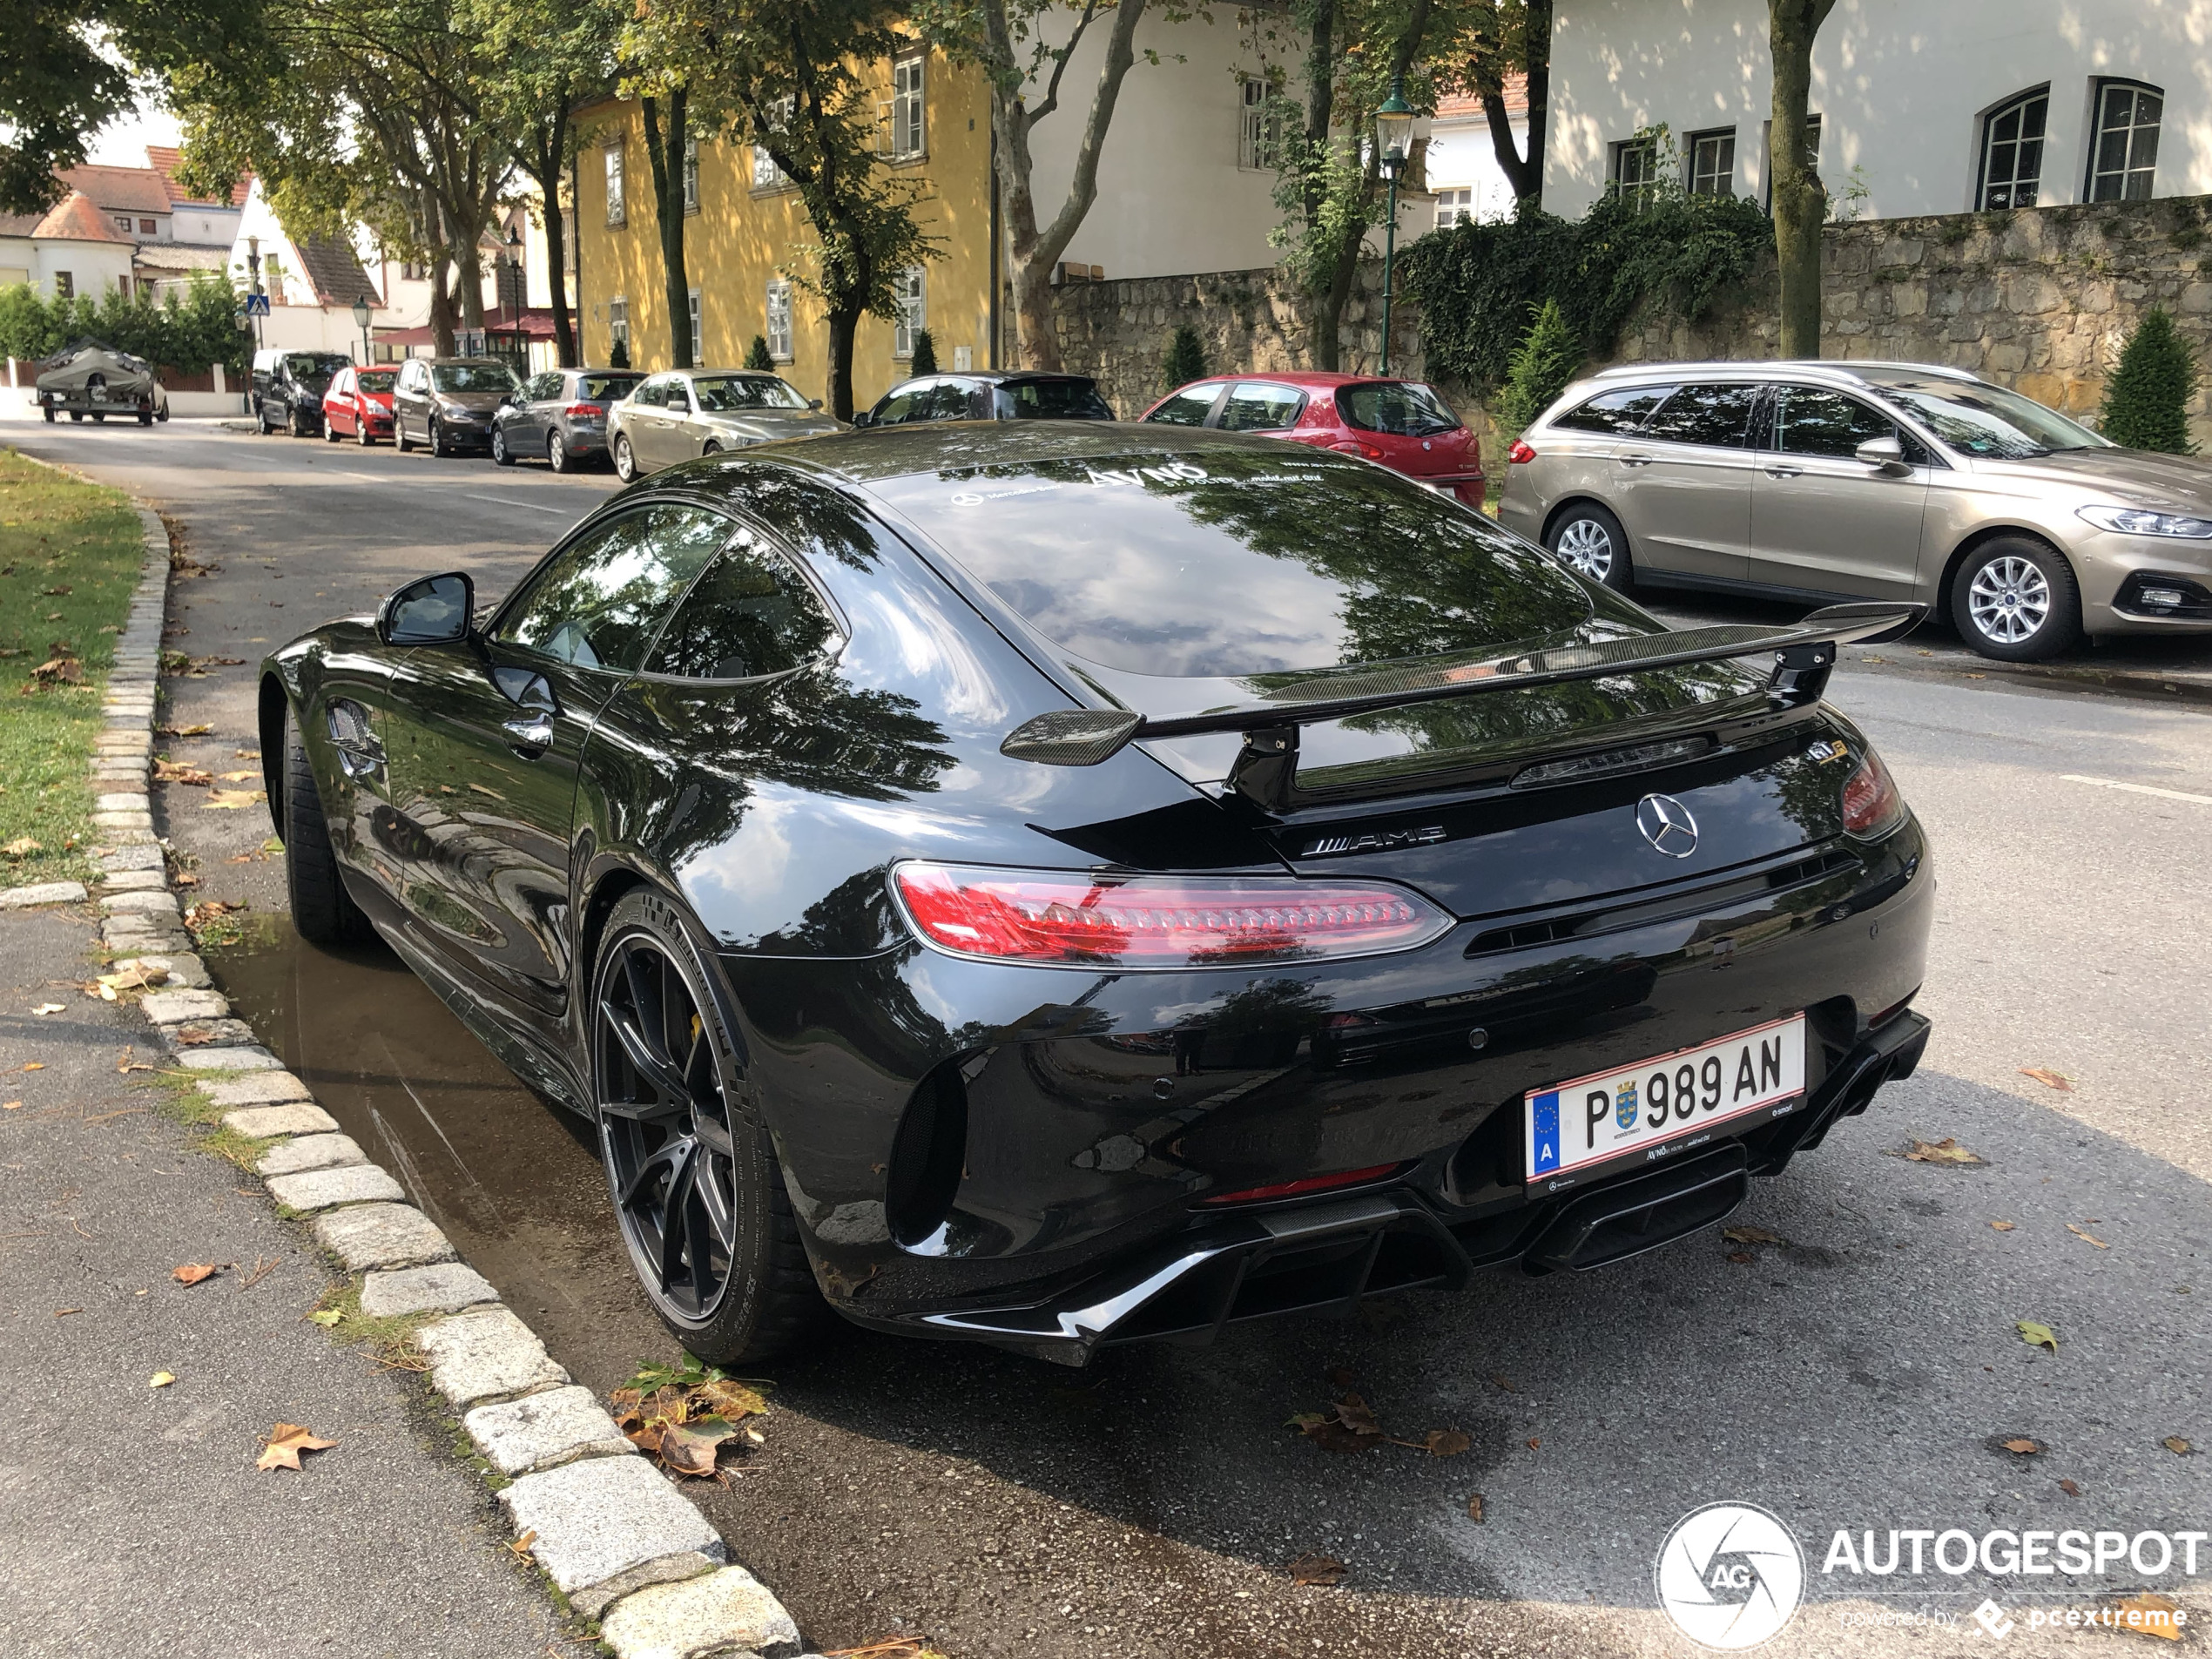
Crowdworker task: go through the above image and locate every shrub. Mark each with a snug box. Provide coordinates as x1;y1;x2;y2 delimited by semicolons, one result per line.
908;327;937;377
2100;307;2196;453
744;334;773;370
608;335;631;369
0;272;246;375
1495;299;1582;433
1162;323;1208;391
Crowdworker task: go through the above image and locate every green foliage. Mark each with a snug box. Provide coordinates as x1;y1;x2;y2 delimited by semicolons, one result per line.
2100;307;2197;454
1400;188;1772;390
1494;297;1581;432
745;334;774;371
0;273;246;373
907;327;938;377
1162;322;1209;390
608;335;631;370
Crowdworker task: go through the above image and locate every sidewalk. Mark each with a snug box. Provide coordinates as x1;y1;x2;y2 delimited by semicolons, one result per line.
0;902;568;1658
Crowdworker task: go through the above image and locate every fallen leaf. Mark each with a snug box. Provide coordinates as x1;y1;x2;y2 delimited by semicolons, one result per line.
1423;1428;1471;1458
157;724;212;738
1491;1374;1516;1393
693;1379;770;1421
1905;1137;1984;1164
32;1002;63;1015
172;1263;221;1285
98;965;165;996
306;1307;343;1327
234;749;261;760
2163;1437;2192;1456
31;656;84;685
1467;1494;1485;1523
2067;1224;2110;1250
1332;1393;1383;1437
1991;1220;2016;1231
202;789;265;810
1;836;39;858
2112;1593;2183;1642
1290;1396;1386;1454
150;1371;175;1388
219;769;260;783
509;1529;536;1558
115;1048;154;1074
2060;1479;2081;1496
153;760;212;786
2;1100;19;1110
1726;1251;1755;1264
175;1026;215;1046
2000;1438;2043;1455
2019;1067;2074;1092
2018;1319;2059;1354
658;1418;735;1478
1723;1225;1784;1246
1526;1437;1541;1451
54;1307;80;1316
1287;1552;1347;1588
20;1062;44;1071
255;1422;337;1472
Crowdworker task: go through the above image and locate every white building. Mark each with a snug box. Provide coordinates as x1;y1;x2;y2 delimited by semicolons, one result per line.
0;192;138;300
1544;0;2198;221
1425;86;1530;228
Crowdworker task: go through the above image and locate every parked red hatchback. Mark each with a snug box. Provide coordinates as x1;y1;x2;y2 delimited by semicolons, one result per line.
1138;372;1484;505
322;366;396;446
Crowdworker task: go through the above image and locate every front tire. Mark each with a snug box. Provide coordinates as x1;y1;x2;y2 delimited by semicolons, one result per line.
613;433;638;482
357;416;374;447
1951;536;2080;661
592;890;821;1364
282;706;374;945
491;426;514;465
1548;502;1634;590
324;418;340;442
428;415;448;458
396;415;414;453
548;431;571;474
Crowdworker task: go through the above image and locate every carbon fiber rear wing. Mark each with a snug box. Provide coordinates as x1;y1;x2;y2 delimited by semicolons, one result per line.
1000;603;1923;810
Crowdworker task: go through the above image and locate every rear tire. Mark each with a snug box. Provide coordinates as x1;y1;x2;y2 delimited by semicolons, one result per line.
43;407;55;423
592;888;823;1365
396;416;413;453
282;706;374;945
1547;502;1634;591
1951;536;2081;662
548;431;571;474
324;419;340;442
613;433;638;482
138;411;153;427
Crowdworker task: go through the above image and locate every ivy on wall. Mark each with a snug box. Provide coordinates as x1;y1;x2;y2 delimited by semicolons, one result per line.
1400;190;1771;390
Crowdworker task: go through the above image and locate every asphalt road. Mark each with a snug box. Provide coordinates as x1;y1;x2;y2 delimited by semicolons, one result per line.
12;417;2212;1659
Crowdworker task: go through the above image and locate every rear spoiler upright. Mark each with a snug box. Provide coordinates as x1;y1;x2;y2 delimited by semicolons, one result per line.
999;603;1924;812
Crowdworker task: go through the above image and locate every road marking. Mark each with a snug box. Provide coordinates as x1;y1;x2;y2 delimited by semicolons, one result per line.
462;493;575;516
2060;773;2212;806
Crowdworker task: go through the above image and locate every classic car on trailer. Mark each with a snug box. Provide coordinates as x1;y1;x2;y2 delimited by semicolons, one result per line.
34;340;170;426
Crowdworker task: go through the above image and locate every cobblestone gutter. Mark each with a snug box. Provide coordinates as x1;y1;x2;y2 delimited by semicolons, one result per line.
6;500;822;1659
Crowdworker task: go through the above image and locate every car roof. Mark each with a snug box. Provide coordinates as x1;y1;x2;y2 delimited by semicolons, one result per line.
664;367;788;378
1164;372;1420;390
1587;359;1987;389
884;370;1096;388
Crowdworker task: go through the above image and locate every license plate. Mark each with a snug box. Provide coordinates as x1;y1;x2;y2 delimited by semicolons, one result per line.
1525;1015;1806;1194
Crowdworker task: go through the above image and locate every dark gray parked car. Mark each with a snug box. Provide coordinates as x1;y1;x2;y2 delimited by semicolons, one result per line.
490;367;645;472
393;356;522;457
853;369;1115;427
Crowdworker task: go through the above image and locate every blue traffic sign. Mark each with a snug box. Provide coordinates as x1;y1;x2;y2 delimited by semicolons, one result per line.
243;293;270;316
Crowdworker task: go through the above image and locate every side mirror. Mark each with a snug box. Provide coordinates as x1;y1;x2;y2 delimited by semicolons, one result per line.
1855;435;1909;474
849;409;872;428
807;397;824;411
378;572;475;645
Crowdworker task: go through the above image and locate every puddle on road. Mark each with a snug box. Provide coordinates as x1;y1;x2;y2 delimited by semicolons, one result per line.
207;916;655;1385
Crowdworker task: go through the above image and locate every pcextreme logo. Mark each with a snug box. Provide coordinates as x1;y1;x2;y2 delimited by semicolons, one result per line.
1654;1502;1806;1649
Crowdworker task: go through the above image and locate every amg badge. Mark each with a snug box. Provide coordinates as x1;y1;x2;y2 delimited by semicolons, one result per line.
1300;825;1447;859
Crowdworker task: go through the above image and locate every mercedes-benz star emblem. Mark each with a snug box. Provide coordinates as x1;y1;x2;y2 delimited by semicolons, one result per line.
1635;793;1700;858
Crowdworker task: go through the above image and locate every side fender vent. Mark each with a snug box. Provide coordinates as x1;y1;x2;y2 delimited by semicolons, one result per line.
886;1062;969;1247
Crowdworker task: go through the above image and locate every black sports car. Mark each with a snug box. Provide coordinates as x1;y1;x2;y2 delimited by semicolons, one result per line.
259;423;1933;1366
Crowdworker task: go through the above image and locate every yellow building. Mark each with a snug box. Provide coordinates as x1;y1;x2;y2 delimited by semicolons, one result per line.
571;50;995;410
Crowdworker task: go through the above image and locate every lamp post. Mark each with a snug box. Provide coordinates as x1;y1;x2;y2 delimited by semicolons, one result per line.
502;226;524;367
245;236;265;354
1374;75;1415;376
351;295;373;366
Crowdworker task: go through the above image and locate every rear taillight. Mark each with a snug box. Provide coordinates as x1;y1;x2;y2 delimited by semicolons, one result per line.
1507;440;1537;465
890;862;1451;968
1840;749;1905;839
565;402;605;418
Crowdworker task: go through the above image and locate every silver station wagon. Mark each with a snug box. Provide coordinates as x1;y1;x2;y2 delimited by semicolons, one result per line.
1499;361;2212;660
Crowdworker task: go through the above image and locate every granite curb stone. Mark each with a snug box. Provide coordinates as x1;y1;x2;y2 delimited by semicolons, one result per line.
254;1132;368;1177
415;1306;570;1407
463;1386;633;1477
200;1071;315;1108
597;1566;804;1659
360;1262;500;1318
311;1202;457;1271
498;1455;725;1616
266;1163;406;1212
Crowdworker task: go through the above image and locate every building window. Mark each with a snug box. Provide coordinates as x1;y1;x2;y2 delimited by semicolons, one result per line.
892;266;925;358
1611;137;1660;211
1434;187;1473;230
683;138;699;214
115;215;132;233
401;258;427;280
688;287;703;365
605;144;626;226
765;280;792;361
890;55;925;159
2087;81;2161;202
1975;89;2047;210
752;98;792;189
138;217;157;234
54;271;73;298
1238;77;1285;172
1689;128;1736;197
609;295;630;356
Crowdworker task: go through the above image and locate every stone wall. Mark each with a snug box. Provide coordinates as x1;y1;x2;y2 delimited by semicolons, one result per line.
1049;195;2212;456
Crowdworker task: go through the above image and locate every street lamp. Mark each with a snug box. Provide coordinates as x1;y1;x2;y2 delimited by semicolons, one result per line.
502;226;524;364
1375;75;1415;375
351;294;373;365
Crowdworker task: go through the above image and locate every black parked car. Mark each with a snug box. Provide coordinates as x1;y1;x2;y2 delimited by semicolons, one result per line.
853;369;1115;427
491;367;645;472
392;355;522;456
258;425;1933;1366
253;349;350;437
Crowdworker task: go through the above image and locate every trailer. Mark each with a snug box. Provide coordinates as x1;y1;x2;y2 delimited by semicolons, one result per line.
33;340;171;426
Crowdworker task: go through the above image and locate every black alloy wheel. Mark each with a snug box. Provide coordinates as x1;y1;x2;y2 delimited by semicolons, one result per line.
592;890;819;1362
282;706;373;944
547;430;570;474
491;425;514;465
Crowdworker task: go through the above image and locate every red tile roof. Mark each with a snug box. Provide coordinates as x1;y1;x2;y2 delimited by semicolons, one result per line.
1436;72;1529;120
143;146;253;208
55;164;173;217
31;192;137;245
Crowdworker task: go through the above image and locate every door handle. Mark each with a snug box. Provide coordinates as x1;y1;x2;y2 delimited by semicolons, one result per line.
1764;464;1803;479
502;717;554;753
1619;452;1654;468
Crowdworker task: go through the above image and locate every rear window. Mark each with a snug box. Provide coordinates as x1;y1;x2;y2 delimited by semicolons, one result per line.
1552;386;1672;434
355;369;396;393
1338;381;1460;437
580;373;641;401
1643;383;1761;448
997;378;1114;420
874;447;1591;678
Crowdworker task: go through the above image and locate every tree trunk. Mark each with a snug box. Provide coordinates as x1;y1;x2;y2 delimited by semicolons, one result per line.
1479;0;1548;201
640;90;692;369
428;257;457;358
1769;0;1834;358
526;111;577;368
825;306;858;421
1312;210;1361;371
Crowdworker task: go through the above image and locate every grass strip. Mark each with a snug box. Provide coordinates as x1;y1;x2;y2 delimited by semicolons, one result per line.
0;448;145;887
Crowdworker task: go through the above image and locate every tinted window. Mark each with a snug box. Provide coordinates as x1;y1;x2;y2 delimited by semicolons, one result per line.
871;386;927;425
356;369;396;393
1773;387;1897;458
692;374;808;411
1145;385;1221;428
1217;382;1307;432
1553;386;1671;434
579;373;641;402
997;378;1114;420
523;372;560;401
873;448;1591;678
493;506;735;671
1339;381;1460;436
1642;383;1760;448
632;379;668;409
431;361;519;395
918;381;977;421
645;534;838;679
